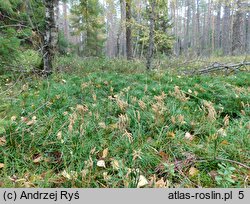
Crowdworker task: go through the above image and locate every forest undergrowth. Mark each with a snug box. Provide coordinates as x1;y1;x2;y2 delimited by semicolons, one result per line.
0;57;249;188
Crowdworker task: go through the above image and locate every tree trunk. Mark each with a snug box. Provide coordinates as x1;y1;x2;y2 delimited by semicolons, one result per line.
247;11;250;53
206;0;212;55
63;1;69;42
222;1;231;55
55;0;59;52
196;0;201;55
242;10;247;53
126;0;133;60
184;0;191;51
146;0;156;70
106;0;117;57
43;0;57;76
232;0;244;55
119;0;126;57
215;2;221;50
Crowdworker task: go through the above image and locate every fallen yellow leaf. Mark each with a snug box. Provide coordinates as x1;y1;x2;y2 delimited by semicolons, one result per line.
26;117;37;126
102;148;108;159
57;131;62;140
137;175;148;188
155;177;168;188
61;170;71;180
167;131;175;138
221;140;229;145
189;167;199;177
97;160;106;168
0;163;4;169
185;132;195;141
11;116;17;121
111;159;120;170
33;154;43;163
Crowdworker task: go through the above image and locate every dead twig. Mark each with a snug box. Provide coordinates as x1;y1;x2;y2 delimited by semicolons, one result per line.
215;157;250;170
196;158;250;170
185;61;250;75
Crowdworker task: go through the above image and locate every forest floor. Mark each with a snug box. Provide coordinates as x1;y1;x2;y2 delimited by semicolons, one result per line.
0;56;249;188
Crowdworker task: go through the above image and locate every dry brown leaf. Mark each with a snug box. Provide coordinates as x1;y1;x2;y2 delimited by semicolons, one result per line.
61;170;71;180
167;131;175;138
185;132;195;141
0;163;4;169
0;137;6;146
189;167;199;177
177;115;186;124
137;175;148;188
21;117;28;122
111;159;120;170
33;154;43;163
155;177;168;188
221;140;229;145
148;174;156;187
158;151;169;161
209;170;218;180
102;148;108;159
57;131;62;140
97;160;106;168
25;116;37;126
11;116;17;121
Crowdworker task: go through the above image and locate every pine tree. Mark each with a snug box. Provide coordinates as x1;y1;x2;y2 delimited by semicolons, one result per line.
71;0;106;57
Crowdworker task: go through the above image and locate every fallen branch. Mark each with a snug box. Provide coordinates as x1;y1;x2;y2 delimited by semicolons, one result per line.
215;157;250;170
186;61;250;75
196;158;250;170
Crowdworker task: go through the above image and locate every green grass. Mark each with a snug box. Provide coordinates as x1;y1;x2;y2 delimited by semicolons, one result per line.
0;57;249;188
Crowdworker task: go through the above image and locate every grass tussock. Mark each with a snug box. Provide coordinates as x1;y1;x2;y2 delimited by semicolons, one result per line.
0;57;249;188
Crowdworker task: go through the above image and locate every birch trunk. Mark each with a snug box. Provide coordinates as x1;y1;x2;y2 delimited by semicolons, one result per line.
43;0;57;76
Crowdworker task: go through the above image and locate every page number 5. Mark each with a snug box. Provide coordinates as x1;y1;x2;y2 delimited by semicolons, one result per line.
238;191;244;199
